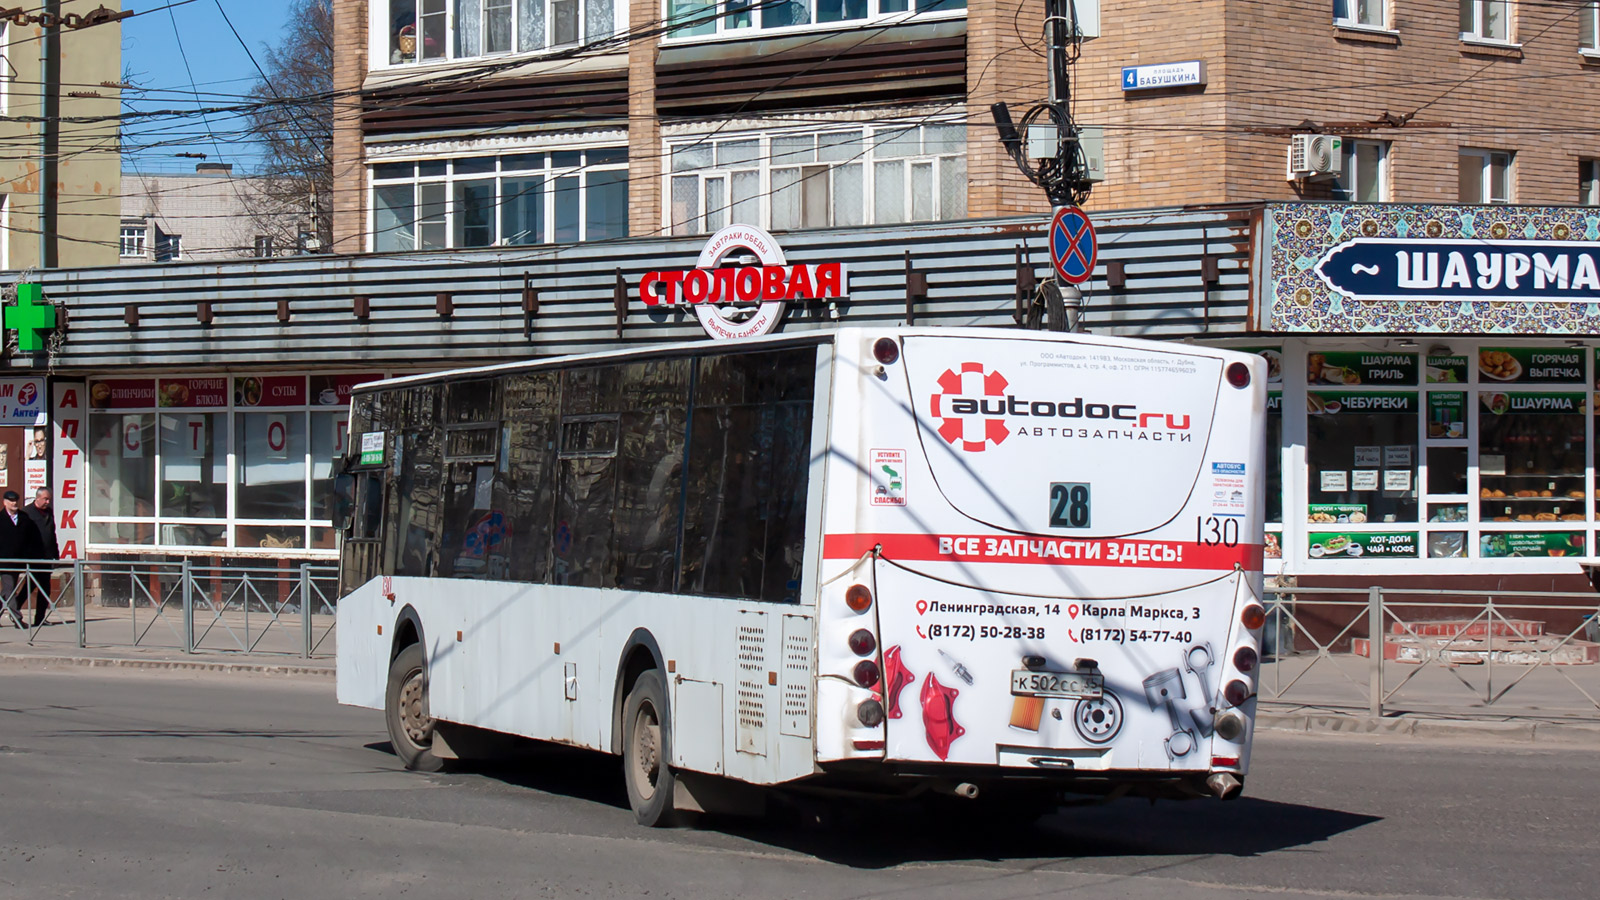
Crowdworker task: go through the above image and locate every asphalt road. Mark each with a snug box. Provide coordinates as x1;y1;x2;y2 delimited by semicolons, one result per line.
0;667;1589;900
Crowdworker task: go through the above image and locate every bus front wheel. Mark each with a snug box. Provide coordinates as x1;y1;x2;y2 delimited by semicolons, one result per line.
622;670;679;827
385;643;444;773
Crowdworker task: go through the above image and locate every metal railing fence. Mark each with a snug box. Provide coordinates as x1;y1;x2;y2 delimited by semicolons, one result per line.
1260;585;1600;720
0;557;338;658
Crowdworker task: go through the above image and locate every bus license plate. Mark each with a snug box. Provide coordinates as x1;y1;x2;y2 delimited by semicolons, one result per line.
1011;670;1102;699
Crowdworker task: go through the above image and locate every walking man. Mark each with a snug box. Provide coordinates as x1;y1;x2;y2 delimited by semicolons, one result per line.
0;490;43;628
23;488;57;627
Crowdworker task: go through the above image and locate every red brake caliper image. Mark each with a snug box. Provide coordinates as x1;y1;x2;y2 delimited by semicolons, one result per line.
883;645;915;719
919;673;965;760
930;363;1011;452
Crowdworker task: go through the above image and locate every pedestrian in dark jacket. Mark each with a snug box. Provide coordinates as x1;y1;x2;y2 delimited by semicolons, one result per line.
23;488;57;627
0;490;43;628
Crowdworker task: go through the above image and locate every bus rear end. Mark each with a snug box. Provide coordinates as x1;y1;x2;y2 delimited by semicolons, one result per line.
816;329;1266;801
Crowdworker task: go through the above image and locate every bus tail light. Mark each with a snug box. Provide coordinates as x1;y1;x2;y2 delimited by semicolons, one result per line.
1211;756;1240;769
845;584;873;613
873;337;900;365
1226;362;1251;388
848;628;877;656
1233;646;1259;674
1223;679;1251;707
856;699;885;727
854;660;881;689
1240;604;1266;631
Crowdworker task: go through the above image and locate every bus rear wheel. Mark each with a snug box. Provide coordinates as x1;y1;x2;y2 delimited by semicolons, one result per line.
622;670;679;827
385;643;444;773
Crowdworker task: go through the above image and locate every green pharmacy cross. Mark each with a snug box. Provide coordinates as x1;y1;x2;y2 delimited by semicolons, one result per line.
5;283;56;352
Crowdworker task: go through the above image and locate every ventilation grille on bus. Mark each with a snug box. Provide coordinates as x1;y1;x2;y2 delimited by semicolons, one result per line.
736;617;767;755
780;615;812;739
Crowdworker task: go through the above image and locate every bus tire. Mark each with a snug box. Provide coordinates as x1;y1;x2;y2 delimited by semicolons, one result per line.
622;669;678;827
385;643;445;773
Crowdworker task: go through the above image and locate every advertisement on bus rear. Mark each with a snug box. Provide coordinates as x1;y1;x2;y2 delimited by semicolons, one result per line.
829;334;1264;772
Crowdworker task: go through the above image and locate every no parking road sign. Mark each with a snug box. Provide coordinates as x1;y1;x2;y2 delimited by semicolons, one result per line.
1049;206;1098;285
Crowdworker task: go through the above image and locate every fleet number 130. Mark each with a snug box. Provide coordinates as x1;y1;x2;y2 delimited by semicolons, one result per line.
1195;516;1240;547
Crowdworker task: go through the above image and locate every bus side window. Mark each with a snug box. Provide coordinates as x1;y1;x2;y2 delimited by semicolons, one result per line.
679;348;815;603
353;472;384;540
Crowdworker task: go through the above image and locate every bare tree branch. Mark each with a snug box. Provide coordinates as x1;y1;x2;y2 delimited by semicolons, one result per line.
245;0;334;253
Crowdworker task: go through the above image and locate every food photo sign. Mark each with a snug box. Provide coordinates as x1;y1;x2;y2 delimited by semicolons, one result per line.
1264;203;1600;333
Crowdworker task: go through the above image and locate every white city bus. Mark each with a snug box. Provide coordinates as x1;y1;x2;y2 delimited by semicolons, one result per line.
334;327;1267;825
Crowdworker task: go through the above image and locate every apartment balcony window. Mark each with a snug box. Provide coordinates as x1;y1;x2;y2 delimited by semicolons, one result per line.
370;148;628;252
155;232;183;262
1459;0;1510;43
1333;0;1384;30
1332;139;1388;203
665;0;963;40
667;123;965;234
1583;2;1599;52
120;225;148;258
385;0;621;66
1459;148;1512;204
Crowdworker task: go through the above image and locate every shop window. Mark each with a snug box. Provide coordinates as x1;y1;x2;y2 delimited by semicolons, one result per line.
1459;148;1512;204
370;149;628;251
1306;391;1419;529
1459;0;1509;43
1477;391;1586;527
668;123;965;236
88;414;155;519
236;413;309;521
666;0;962;38
1265;391;1282;525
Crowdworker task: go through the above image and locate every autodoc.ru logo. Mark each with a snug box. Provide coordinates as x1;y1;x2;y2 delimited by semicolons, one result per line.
929;363;1011;452
929;364;1191;453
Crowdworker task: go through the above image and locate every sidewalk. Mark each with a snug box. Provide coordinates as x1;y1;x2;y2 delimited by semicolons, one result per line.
0;603;334;677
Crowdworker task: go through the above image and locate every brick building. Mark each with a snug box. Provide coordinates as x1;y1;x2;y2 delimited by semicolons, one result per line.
119;164;317;264
329;0;1600;253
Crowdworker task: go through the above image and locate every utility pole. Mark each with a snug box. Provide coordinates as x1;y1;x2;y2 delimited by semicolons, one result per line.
990;0;1093;332
42;0;62;269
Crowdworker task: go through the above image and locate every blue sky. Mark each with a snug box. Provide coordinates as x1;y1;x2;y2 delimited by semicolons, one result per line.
121;1;297;174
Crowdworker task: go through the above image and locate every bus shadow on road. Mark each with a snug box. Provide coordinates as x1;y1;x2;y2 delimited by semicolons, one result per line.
714;796;1381;868
371;740;1379;867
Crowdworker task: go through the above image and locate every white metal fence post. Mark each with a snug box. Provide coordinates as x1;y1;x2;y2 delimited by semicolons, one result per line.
181;558;194;654
1368;586;1383;718
300;563;312;659
73;558;85;648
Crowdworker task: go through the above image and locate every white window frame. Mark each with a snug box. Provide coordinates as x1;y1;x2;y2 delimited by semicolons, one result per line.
83;375;382;558
1459;148;1513;204
664;121;967;236
120;225;148;258
1582;159;1600;206
1583;2;1600;54
1459;0;1513;45
1333;0;1387;32
373;0;625;69
661;0;966;43
1333;139;1389;203
367;147;629;252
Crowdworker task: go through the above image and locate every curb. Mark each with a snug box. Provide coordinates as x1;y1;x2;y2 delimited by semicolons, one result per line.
1258;711;1600;745
0;651;334;679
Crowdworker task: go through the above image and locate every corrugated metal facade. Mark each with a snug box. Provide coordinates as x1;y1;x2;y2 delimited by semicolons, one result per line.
14;207;1257;373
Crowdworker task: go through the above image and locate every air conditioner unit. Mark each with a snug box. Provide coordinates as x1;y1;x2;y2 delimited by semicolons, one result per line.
1287;134;1343;180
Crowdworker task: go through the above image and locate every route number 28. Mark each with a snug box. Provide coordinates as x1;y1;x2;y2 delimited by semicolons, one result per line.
1049;482;1091;528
